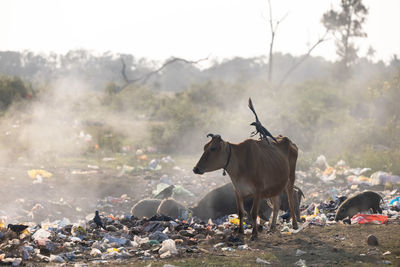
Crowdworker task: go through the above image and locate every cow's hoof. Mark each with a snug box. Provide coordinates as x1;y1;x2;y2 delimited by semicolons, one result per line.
257;225;263;232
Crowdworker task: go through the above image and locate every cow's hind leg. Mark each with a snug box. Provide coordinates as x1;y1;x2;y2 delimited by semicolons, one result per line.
286;185;299;230
234;190;246;235
269;195;280;231
250;194;260;240
294;189;301;222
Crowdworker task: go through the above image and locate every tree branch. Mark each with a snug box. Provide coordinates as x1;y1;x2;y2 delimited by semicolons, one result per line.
277;32;329;89
119;56;209;92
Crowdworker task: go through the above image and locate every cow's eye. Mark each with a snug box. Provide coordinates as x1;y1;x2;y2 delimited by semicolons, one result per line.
210;147;216;152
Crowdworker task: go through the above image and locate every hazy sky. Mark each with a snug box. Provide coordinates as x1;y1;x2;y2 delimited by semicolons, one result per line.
1;0;399;63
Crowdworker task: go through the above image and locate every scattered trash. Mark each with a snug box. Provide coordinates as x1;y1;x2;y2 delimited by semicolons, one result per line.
221;247;235;252
27;169;53;179
256;257;271;265
0;153;399;266
148;159;162;170
238;244;249;250
351;214;388;224
347;175;372;186
159;239;178;256
294;259;307;267
153;183;194;199
371;171;400;185
296;249;307;256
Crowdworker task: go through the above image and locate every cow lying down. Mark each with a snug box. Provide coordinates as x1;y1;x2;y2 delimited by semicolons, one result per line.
191;182;304;222
131;182;304;224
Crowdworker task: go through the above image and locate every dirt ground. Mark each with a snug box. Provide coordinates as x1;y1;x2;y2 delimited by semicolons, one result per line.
94;221;398;267
1;156;400;266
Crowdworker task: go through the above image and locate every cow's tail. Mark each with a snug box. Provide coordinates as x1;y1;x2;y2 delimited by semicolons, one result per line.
297;187;305;199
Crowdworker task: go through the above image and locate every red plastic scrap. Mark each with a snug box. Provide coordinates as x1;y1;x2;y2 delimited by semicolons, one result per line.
351;214;388;224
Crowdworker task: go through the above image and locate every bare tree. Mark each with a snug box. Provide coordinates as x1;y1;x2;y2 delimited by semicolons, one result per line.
118;56;208;92
266;0;288;82
277;32;329;89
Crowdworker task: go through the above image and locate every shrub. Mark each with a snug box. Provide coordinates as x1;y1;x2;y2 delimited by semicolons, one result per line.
0;75;31;110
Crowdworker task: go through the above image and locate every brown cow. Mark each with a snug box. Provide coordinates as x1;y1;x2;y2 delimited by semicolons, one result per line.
193;134;299;240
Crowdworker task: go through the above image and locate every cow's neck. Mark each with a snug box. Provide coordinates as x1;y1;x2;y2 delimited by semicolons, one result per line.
225;142;240;179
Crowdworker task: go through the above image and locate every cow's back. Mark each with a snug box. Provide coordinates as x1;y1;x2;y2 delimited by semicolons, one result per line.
234;139;290;198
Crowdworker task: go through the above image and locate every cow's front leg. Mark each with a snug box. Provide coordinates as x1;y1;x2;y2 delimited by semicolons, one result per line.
250;194;260;240
234;190;246;235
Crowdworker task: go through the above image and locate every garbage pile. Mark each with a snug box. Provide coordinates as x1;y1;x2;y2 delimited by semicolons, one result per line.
1;154;400;265
290;155;400;231
0;211;253;265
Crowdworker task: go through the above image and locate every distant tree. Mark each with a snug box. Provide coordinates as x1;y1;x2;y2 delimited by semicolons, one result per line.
366;46;375;61
322;0;368;79
390;55;400;71
0;75;31;110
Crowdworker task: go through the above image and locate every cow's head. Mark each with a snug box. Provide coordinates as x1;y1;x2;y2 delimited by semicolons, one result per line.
193;134;230;175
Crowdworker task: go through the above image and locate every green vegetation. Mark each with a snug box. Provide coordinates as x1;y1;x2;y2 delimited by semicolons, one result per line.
0;75;32;111
0;49;399;174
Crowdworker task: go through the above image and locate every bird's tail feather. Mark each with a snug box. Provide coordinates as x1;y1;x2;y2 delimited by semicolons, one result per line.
248;98;259;122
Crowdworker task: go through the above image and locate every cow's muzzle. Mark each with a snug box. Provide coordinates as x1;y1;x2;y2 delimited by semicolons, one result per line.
193;166;204;175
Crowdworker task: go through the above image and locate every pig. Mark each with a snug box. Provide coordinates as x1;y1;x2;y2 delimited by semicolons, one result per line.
131;199;161;219
191;182;303;222
157;198;191;220
335;191;383;221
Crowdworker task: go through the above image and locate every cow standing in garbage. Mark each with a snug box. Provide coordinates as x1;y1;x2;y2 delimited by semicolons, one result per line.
193;134;299;240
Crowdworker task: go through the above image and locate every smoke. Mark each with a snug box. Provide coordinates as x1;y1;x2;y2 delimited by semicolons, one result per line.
0;75;146;223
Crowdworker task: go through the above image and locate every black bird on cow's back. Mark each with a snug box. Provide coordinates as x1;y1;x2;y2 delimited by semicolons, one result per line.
93;211;106;230
154;185;175;199
248;98;277;144
7;224;29;234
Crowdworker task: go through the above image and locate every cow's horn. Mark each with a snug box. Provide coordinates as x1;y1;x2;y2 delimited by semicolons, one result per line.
207;133;214;138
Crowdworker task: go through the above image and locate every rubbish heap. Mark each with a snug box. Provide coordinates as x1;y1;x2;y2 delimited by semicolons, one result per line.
1;153;400;265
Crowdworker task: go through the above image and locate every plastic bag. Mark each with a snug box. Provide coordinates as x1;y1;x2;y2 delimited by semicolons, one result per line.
390;196;400;205
172;185;194;198
158;239;178;255
347;175;372;185
370;171;400;185
351;214;388;224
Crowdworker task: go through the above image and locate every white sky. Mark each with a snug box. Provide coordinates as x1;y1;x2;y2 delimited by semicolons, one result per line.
1;0;399;63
